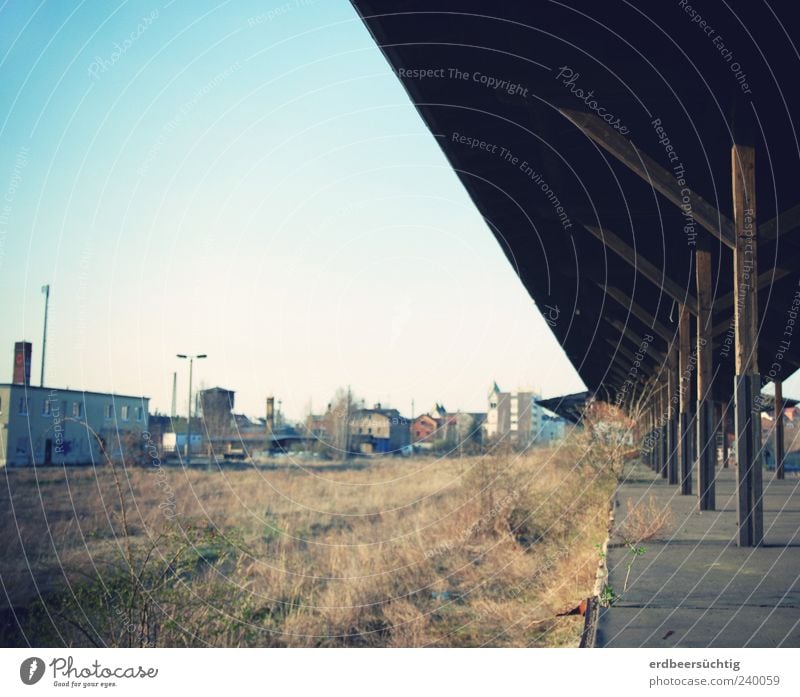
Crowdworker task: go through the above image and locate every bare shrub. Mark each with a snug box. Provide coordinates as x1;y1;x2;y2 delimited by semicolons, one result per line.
583;400;635;478
616;495;673;544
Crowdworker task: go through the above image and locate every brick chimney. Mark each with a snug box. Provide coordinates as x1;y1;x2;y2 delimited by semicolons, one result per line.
12;342;32;386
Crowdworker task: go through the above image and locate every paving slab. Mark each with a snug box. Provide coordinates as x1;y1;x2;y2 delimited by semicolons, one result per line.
595;463;800;647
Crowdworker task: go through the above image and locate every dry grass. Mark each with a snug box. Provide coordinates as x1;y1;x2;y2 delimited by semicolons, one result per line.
0;436;617;647
616;495;674;544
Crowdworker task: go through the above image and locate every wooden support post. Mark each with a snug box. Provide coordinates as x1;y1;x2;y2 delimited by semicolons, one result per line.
667;341;679;485
647;400;657;472
721;400;730;468
648;390;655;469
732;143;763;547
696;246;715;509
640;396;653;467
775;380;785;480
651;385;660;471
648;387;655;468
678;303;693;494
653;385;661;471
652;395;659;471
660;379;669;478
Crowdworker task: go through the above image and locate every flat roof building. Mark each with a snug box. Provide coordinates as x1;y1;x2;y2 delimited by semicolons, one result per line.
0;383;149;467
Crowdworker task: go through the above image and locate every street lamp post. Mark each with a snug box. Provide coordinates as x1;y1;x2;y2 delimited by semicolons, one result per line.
177;353;206;466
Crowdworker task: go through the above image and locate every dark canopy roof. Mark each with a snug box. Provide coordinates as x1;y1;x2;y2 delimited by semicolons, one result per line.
536;391;591;424
352;0;800;399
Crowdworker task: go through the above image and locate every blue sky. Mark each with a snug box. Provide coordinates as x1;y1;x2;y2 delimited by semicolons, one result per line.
0;0;588;420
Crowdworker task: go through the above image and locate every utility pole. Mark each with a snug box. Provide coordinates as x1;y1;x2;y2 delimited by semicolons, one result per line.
177;354;206;466
40;284;50;387
170;372;177;418
345;385;352;459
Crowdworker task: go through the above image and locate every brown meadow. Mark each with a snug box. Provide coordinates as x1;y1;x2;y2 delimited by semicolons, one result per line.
0;437;617;647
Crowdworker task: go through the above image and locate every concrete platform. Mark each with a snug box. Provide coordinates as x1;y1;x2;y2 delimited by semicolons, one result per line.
596;463;800;647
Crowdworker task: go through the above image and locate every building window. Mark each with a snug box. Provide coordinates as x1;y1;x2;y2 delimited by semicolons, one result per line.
368;427;372;434
121;405;129;421
72;402;82;418
135;406;143;422
105;404;114;419
18;397;28;415
42;399;52;416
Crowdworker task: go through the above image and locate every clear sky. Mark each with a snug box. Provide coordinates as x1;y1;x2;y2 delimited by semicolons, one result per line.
0;0;590;421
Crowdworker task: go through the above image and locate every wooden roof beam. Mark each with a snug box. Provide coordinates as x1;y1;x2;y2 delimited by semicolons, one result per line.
713;260;799;314
604;317;667;362
599;282;675;343
760;203;800;242
604;338;661;376
561;109;736;249
582;223;698;314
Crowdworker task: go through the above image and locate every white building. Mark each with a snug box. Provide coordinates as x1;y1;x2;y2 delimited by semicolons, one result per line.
485;383;541;445
0;383;149;467
485;382;567;446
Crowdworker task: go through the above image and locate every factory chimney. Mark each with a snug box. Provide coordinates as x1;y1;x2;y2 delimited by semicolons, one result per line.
266;396;275;435
13;342;32;386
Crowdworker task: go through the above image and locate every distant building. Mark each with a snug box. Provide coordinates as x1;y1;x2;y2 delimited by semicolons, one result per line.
199;387;235;439
762;405;800;472
162;431;203;455
485;382;561;446
540;413;567;444
465;412;487;441
304;412;330;440
350;404;410;454
411;413;439;444
0;381;149;467
410;405;485;451
146;413;173;455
